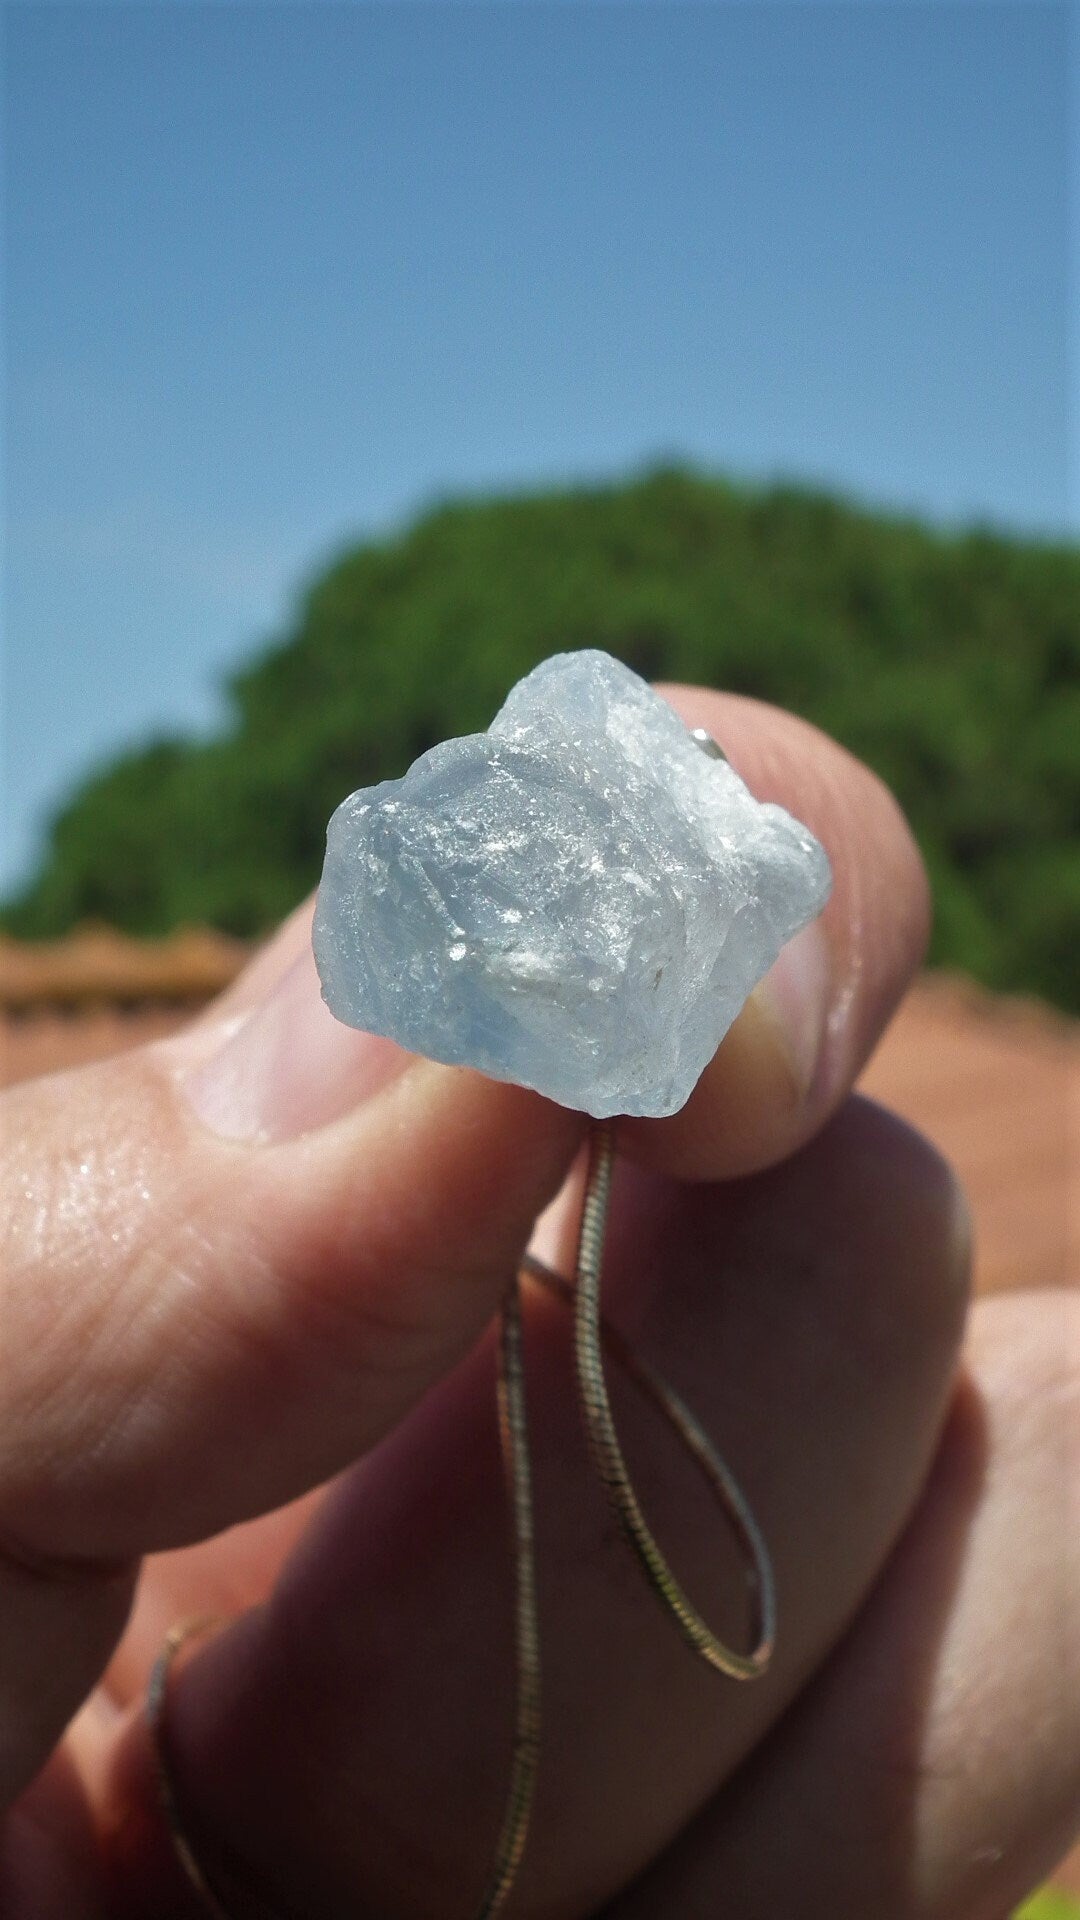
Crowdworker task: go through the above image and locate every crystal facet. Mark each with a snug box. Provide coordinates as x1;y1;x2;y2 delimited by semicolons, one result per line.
313;650;832;1118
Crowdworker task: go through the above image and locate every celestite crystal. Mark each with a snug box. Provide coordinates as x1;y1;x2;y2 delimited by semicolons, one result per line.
313;650;832;1118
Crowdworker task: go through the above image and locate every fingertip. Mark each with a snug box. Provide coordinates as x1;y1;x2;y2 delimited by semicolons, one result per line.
616;988;810;1179
826;1095;973;1354
279;1056;587;1312
626;688;931;1182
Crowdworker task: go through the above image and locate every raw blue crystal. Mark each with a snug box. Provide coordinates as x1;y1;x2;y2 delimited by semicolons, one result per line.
313;650;832;1118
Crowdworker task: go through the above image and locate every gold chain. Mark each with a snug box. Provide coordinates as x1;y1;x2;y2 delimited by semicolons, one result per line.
148;1118;776;1918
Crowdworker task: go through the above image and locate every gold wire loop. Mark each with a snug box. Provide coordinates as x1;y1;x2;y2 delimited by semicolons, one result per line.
146;1616;234;1920
477;1274;542;1918
564;1117;774;1680
147;1119;775;1920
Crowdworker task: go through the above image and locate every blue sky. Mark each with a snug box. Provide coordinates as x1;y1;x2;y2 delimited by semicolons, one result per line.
3;1;1075;893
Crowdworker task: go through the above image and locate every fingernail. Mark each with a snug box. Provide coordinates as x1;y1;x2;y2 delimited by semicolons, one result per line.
750;917;833;1102
182;947;411;1142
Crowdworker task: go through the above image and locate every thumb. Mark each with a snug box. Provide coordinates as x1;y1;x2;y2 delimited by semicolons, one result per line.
0;921;583;1799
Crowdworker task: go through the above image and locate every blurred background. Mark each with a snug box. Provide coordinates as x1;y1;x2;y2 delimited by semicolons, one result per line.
2;4;1078;1903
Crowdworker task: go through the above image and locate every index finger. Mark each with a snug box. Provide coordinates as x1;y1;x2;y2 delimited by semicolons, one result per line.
619;686;930;1178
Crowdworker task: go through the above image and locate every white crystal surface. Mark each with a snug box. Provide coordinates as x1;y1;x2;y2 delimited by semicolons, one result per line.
312;650;832;1118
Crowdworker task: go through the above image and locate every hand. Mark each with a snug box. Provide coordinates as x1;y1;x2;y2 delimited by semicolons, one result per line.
1;691;1075;1919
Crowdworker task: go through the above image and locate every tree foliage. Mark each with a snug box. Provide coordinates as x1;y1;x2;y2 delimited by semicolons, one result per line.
6;469;1079;1010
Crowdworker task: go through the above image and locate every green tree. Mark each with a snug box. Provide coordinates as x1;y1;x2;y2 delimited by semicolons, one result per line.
6;469;1079;1011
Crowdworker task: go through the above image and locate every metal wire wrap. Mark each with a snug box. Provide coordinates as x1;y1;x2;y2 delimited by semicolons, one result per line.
149;1120;776;1920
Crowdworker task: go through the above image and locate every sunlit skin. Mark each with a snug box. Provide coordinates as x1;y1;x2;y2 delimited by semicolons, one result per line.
0;690;1075;1918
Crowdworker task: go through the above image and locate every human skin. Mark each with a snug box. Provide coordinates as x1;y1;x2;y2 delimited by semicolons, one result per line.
0;689;1076;1918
